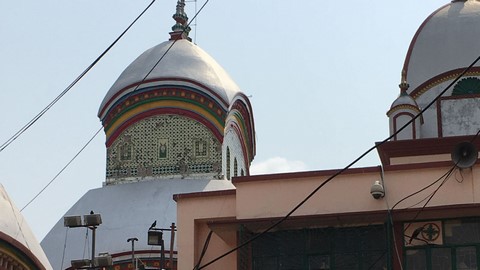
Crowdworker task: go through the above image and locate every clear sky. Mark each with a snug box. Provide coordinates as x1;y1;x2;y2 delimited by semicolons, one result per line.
1;1;442;240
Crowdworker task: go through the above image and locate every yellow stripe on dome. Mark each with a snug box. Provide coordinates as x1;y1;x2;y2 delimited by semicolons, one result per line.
105;100;224;139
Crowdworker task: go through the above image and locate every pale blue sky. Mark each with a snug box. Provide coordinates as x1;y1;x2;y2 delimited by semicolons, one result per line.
1;1;442;239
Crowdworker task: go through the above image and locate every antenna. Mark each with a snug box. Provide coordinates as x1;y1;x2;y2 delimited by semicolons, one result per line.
186;0;198;43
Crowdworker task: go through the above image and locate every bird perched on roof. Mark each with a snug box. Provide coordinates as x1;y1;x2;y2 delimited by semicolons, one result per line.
90;210;94;215
149;220;157;230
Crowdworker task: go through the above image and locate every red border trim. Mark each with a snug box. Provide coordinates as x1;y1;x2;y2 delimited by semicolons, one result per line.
0;231;46;270
99;77;230;118
173;189;236;202
232;166;381;184
376;135;480;166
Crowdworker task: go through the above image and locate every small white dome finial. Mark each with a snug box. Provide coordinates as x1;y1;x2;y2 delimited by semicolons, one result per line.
399;69;409;93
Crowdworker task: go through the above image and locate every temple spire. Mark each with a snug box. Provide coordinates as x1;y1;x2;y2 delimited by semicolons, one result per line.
169;0;192;41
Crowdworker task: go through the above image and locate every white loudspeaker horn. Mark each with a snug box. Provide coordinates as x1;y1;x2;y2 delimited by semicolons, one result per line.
451;141;478;169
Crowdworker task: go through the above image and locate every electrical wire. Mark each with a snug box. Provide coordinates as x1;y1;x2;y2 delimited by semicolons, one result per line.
20;126;102;212
403;166;455;232
129;0;211;95
390;166;456;212
18;0;211;217
0;0;156;154
399;129;480;237
194;55;480;269
193;230;213;270
379;165;404;270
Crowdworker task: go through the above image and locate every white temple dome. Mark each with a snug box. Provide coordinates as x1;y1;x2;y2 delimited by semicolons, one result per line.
404;0;480;93
98;39;242;119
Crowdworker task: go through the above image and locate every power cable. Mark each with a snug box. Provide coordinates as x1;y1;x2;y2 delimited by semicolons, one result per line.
20;126;102;212
379;165;404;270
18;0;160;212
18;0;210;215
398;129;480;244
0;0;156;154
390;166;456;212
403;166;455;231
193;230;213;270
130;0;211;95
194;55;480;269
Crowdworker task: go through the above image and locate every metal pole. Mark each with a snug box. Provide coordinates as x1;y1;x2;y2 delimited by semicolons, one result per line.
161;239;165;270
127;238;138;269
169;223;175;269
91;227;96;268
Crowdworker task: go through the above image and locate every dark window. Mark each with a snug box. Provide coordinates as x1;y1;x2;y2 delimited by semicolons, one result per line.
250;225;387;270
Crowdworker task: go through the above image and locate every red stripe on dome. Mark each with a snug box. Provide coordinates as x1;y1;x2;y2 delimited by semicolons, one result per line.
99;77;230;118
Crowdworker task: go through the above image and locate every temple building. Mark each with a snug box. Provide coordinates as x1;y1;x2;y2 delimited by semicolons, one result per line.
175;1;480;269
41;1;255;269
0;184;52;270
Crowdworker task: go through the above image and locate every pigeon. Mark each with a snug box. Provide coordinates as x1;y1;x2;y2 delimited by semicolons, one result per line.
149;220;157;230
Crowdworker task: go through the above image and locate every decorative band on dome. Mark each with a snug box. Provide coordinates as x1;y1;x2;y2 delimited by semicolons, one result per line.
102;85;228;147
226;96;256;163
410;67;480;99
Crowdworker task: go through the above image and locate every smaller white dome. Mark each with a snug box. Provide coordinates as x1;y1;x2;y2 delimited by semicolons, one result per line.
390;92;419;109
99;39;241;119
0;184;52;270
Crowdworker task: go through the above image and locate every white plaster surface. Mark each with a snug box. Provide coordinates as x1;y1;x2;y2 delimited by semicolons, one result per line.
405;0;480;92
41;179;234;270
441;97;480;136
99;39;241;117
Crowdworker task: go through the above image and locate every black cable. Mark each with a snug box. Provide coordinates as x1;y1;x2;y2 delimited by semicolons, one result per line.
195;55;480;270
390;165;456;211
194;230;213;270
20;126;102;212
403;166;455;233
0;0;156;154
130;0;211;95
18;0;211;214
395;128;480;230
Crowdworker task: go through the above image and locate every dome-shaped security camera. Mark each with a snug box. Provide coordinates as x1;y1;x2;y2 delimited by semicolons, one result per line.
370;180;384;199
